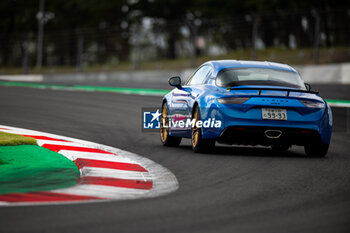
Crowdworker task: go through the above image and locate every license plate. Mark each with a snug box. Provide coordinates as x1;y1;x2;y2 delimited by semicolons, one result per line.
262;108;287;120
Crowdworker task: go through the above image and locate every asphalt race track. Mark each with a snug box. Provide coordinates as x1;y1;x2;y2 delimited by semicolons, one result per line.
0;85;350;233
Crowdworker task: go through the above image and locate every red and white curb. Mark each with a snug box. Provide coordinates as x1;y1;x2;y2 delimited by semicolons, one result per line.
0;125;178;206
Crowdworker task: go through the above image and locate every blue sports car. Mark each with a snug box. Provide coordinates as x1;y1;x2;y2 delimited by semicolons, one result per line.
160;60;332;157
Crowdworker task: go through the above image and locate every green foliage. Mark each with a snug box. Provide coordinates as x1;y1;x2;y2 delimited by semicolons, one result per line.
0;0;349;67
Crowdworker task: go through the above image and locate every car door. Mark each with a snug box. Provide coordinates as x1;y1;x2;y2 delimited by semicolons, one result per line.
170;65;212;137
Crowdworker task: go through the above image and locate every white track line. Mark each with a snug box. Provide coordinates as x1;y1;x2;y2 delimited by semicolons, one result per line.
328;102;350;108
51;185;150;199
60;150;134;164
81;167;152;181
36;140;87;147
59;150;135;164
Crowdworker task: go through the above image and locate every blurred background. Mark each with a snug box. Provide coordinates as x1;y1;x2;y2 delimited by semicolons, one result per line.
1;0;350;74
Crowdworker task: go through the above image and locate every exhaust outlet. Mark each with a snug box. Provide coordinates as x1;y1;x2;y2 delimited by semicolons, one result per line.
264;130;282;139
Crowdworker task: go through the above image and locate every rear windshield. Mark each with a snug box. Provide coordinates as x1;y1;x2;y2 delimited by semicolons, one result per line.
216;68;306;90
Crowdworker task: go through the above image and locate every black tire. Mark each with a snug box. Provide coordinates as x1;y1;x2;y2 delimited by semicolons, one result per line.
271;144;291;151
191;106;215;153
160;103;182;147
304;142;329;157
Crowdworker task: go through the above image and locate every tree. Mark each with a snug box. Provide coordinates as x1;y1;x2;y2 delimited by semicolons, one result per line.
135;0;195;59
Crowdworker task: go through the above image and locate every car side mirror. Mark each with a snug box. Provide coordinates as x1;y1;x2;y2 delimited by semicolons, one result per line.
305;83;312;91
305;83;319;93
169;76;182;88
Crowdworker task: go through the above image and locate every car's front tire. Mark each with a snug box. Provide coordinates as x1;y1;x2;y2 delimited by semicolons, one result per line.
191;106;215;153
160;102;182;147
304;141;329;157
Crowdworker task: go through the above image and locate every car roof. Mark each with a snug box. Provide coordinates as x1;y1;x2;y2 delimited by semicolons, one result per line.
203;60;298;76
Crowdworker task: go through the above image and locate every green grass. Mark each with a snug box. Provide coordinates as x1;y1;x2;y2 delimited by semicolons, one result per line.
1;47;350;75
0;145;80;194
0;81;170;96
0;132;37;146
0;133;80;195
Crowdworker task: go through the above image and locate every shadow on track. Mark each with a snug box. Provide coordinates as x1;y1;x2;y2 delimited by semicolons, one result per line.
174;143;324;159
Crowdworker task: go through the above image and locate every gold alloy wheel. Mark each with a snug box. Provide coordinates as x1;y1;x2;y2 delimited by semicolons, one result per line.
160;104;169;143
192;108;200;147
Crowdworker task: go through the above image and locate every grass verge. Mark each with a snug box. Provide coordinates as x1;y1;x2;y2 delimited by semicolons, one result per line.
0;131;37;146
0;81;170;96
1;47;350;74
0;145;80;195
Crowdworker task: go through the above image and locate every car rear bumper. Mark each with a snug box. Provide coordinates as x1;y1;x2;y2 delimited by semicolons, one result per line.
217;126;322;146
201;101;333;145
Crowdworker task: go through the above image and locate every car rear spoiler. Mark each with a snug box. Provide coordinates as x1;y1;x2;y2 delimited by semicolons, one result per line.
228;87;319;96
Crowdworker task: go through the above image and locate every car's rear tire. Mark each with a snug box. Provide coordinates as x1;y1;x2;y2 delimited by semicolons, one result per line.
160;103;182;147
191;106;215;153
304;142;329;157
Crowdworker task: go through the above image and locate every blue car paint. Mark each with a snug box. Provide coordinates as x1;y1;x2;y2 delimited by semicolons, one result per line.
162;60;332;145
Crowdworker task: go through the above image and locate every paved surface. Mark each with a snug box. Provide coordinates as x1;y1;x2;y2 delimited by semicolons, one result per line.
39;75;350;100
0;86;350;233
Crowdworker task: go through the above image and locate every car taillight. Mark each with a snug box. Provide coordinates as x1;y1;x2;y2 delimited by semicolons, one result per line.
299;100;324;108
217;97;250;104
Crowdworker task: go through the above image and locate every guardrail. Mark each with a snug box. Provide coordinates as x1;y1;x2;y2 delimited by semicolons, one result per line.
295;63;350;84
1;63;350;84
